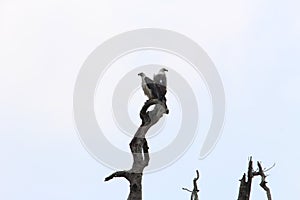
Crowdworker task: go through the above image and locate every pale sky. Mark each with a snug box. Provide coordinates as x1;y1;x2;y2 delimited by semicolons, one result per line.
0;0;299;199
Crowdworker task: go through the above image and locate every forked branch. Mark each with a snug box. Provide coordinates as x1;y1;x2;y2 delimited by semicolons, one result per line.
237;157;273;200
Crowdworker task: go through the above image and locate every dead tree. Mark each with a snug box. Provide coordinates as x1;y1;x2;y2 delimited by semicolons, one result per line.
104;96;168;199
182;170;200;200
237;157;274;200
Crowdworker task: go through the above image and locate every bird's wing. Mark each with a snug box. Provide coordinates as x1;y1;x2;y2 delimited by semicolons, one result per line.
144;76;154;85
144;77;160;98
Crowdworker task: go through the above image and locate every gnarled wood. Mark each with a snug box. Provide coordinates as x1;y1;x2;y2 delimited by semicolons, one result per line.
105;98;168;200
237;157;273;200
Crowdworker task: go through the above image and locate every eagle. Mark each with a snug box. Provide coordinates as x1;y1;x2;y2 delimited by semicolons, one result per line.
153;68;168;88
138;69;169;114
138;72;160;99
153;68;168;101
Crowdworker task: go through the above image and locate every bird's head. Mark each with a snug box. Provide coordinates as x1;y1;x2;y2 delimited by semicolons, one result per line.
138;72;145;77
160;68;168;72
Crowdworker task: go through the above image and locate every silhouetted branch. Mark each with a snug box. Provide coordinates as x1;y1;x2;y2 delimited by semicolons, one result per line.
237;157;273;200
182;188;193;193
256;161;272;200
104;171;129;182
183;170;200;200
105;94;168;200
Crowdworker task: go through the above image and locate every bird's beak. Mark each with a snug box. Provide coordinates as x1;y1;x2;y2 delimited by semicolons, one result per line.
138;73;141;76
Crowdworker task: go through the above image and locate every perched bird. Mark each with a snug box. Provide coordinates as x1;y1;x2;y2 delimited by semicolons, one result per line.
138;70;169;114
153;68;168;101
153;68;168;88
138;72;160;99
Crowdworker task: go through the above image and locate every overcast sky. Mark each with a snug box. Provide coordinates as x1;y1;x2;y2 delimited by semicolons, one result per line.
1;0;300;199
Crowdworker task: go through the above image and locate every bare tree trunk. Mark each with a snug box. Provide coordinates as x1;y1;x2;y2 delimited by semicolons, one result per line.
237;157;273;200
237;158;254;200
105;99;168;200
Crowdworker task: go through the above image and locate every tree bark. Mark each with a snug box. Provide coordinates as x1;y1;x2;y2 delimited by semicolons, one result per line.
105;99;168;200
237;158;253;200
237;157;273;200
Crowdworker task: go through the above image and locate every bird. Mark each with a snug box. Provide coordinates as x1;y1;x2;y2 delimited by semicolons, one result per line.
138;70;169;114
153;68;168;88
138;72;160;99
153;68;168;101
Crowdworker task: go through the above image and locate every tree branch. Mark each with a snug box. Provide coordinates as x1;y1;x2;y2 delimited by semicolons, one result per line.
257;161;272;200
237;157;273;200
104;171;129;182
105;94;168;200
183;170;200;200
